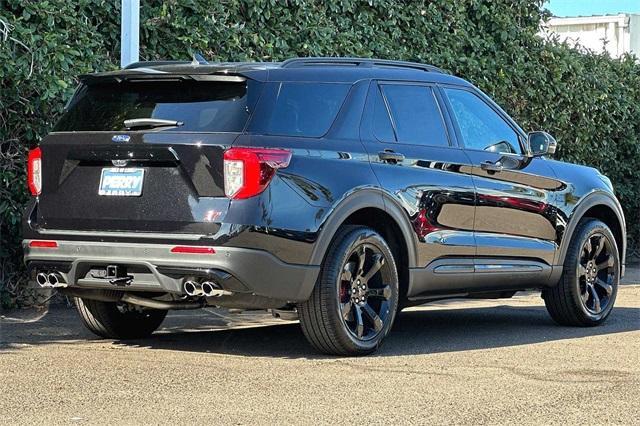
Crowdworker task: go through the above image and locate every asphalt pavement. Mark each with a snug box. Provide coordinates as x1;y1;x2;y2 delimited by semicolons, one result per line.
1;285;638;425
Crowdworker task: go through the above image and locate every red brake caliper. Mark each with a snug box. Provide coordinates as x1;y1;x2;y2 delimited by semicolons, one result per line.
340;281;350;303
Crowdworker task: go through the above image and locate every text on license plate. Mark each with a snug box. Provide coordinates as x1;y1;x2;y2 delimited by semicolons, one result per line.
99;168;145;196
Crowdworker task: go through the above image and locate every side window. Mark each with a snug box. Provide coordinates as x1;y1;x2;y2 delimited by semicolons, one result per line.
263;82;350;137
380;84;449;147
372;86;395;142
443;88;522;154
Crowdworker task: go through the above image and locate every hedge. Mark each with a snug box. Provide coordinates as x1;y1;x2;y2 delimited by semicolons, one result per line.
1;0;639;306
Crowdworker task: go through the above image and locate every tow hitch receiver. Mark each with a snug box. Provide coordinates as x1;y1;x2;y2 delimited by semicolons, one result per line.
90;265;134;285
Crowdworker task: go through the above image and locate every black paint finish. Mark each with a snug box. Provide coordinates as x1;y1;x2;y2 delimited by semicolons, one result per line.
23;60;626;303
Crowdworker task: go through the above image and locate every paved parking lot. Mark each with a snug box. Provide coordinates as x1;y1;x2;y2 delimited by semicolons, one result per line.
1;285;639;424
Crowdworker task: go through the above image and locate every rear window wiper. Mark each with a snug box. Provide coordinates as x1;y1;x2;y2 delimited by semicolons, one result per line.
124;118;184;129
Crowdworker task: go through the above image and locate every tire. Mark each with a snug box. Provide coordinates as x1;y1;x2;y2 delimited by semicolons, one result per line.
298;226;399;356
543;218;619;326
75;293;168;339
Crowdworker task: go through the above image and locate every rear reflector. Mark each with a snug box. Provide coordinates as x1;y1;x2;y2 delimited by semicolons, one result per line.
29;240;58;248
170;246;216;254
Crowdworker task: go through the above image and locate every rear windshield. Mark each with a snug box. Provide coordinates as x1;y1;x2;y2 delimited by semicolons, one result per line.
54;80;259;132
249;82;351;137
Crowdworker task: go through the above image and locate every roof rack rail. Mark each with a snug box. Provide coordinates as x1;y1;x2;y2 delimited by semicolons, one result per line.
124;60;192;70
281;57;443;73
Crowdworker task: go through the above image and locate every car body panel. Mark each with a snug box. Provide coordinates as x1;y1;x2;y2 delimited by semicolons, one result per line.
23;59;626;308
358;80;478;295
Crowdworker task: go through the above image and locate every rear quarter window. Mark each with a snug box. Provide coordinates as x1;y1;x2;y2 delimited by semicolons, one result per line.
250;82;351;137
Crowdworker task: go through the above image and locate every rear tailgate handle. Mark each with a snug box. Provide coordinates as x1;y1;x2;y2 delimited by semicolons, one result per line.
68;147;180;163
480;160;503;172
378;150;405;163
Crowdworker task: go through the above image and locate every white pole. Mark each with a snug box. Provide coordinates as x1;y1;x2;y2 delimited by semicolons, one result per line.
120;0;140;67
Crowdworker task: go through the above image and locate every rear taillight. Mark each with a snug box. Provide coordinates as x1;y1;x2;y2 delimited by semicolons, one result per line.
27;147;42;196
223;148;292;199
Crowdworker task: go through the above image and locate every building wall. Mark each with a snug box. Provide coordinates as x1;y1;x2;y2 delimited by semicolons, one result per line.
630;14;640;56
544;14;639;58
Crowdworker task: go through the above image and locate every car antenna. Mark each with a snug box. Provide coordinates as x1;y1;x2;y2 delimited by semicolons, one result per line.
191;52;209;66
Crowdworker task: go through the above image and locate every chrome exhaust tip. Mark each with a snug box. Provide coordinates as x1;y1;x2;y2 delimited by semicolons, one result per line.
36;272;50;287
48;272;63;286
183;281;203;297
202;281;229;297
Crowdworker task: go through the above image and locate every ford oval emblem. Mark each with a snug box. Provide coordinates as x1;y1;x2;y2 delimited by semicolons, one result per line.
112;134;130;143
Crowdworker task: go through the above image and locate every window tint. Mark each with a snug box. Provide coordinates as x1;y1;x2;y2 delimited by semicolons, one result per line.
444;88;521;154
380;85;449;146
264;83;350;137
54;81;257;132
372;87;395;142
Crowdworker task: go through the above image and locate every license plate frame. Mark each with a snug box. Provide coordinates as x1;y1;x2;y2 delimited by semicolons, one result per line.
98;168;145;197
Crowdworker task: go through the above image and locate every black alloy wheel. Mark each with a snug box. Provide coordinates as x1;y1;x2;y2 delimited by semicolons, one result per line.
543;218;619;326
577;232;616;315
298;226;399;355
338;243;394;340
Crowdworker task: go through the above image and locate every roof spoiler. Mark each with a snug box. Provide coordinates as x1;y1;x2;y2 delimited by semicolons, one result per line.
124;60;192;70
78;72;246;84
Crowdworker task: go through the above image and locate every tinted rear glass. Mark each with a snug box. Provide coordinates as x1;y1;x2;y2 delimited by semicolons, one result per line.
381;84;449;147
54;80;259;132
373;86;395;142
250;82;350;137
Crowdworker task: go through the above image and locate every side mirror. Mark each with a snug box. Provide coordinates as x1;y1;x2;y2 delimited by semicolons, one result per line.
528;131;557;157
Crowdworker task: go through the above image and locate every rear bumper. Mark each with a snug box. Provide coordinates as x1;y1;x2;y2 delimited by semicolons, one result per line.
23;240;319;302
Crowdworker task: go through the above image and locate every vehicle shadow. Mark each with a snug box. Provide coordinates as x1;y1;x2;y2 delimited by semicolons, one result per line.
135;304;640;358
3;301;638;359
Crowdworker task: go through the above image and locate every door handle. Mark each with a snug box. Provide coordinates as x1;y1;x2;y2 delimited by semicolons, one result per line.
378;150;405;163
480;160;503;172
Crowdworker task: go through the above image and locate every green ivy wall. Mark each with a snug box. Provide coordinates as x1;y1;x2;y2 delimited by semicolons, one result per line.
1;0;638;305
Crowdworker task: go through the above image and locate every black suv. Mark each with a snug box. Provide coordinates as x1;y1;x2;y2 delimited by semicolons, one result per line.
23;57;626;355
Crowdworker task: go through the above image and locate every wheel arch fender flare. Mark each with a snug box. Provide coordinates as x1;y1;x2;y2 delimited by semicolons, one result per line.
557;191;626;267
309;188;419;268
